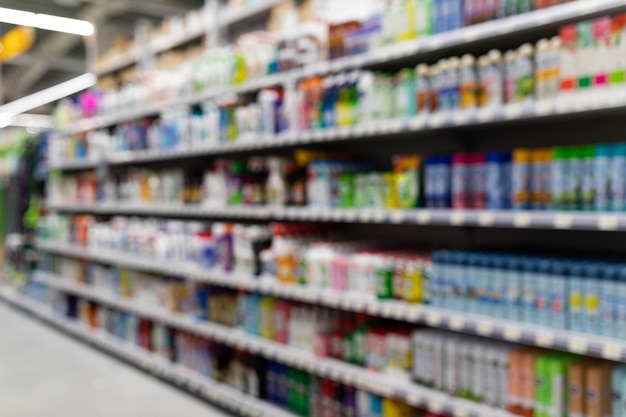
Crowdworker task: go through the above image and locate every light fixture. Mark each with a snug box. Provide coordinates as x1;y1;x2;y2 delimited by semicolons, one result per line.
0;6;95;36
0;73;97;127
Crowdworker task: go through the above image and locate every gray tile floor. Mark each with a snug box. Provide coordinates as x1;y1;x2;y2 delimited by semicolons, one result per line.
0;302;232;417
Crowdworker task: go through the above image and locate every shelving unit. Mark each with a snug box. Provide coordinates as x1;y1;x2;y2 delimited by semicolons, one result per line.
93;0;285;77
33;241;626;362
7;0;626;416
55;93;626;168
45;203;626;231
66;0;626;138
27;271;513;417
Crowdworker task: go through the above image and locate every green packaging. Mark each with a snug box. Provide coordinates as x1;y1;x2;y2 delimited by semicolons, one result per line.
415;0;433;37
338;173;355;208
376;258;394;300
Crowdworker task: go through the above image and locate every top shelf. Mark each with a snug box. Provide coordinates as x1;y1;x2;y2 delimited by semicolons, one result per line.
82;0;626;130
93;0;285;77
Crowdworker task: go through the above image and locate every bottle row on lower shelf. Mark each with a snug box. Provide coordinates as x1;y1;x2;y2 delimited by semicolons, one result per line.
20;275;492;417
0;287;321;417
34;239;626;363
21;273;626;417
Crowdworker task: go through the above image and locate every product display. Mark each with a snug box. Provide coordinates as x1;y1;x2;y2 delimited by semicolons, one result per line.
7;2;626;417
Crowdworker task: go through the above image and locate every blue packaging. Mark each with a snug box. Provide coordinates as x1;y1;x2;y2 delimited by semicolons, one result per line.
600;263;618;337
465;252;480;314
434;0;447;34
616;265;626;339
568;262;586;332
548;260;568;330
439;156;453;208
504;255;522;321
520;257;537;324
490;255;505;319
194;286;209;320
370;394;383;417
446;0;463;31
611;143;626;211
476;254;491;316
486;152;512;210
432;251;447;308
454;251;470;311
536;258;552;326
595;144;613;211
582;262;601;334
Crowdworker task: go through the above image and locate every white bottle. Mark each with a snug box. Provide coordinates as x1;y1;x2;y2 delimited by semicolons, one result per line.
266;157;288;206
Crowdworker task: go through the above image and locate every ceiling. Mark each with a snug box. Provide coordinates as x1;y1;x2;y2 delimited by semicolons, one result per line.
0;0;204;104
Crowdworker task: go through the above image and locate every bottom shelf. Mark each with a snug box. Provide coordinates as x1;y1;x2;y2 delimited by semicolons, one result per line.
0;287;294;417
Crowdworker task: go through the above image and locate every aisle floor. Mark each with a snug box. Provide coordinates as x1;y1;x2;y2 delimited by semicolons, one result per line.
0;302;232;417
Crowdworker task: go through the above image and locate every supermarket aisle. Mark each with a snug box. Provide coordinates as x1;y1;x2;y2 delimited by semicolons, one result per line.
0;302;230;417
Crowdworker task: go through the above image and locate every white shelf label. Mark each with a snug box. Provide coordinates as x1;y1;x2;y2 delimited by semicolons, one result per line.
504;104;523;119
535;331;555;347
391;211;405;223
453;111;471;125
449;317;465;330
407;393;422;406
453;406;470;417
409;117;425;130
554;215;574;229
430;113;445;127
429;399;444;413
514;213;532;228
598;215;620;231
426;313;442;326
476;321;494;336
567;338;589;354
602;343;623;360
503;326;523;342
417;211;431;224
478;213;496;226
450;212;466;225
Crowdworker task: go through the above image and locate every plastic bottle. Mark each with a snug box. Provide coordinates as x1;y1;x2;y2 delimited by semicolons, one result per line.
594;144;613;212
470;153;487;209
504;50;518;104
452;154;471;209
486;151;512;210
415;63;431;114
512;148;532;210
394;68;417;118
580;146;596;212
266;157;288;206
460;54;477;110
516;43;535;102
611;143;626;212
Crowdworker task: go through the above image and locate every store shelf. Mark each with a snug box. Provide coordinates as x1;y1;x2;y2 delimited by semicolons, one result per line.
93;49;139;77
33;242;626;364
93;0;286;77
220;0;286;26
0;286;296;417
27;272;510;417
64;0;626;139
55;89;626;169
45;202;626;232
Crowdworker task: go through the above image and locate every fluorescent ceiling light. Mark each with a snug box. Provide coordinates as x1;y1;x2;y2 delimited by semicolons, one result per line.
0;73;96;126
0;7;95;36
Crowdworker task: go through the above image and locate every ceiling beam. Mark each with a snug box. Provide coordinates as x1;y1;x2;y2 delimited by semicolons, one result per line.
12;2;127;99
8;53;85;73
9;0;199;99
